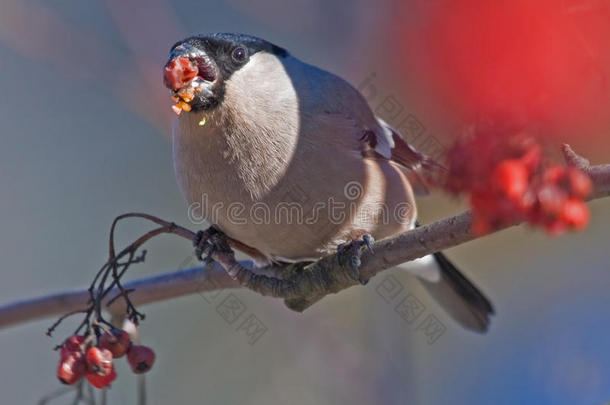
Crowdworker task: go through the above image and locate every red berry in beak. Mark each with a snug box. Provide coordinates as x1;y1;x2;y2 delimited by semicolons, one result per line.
164;57;198;91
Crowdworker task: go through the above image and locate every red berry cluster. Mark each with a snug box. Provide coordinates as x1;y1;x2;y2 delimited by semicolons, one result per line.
57;329;155;389
445;129;592;235
533;166;592;234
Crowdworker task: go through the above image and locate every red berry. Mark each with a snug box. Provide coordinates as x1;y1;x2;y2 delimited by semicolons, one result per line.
561;199;590;230
85;347;117;389
163;57;198;91
444;130;592;235
60;335;85;358
545;219;568;236
543;166;566;184
127;345;156;374
493;160;529;201
99;328;131;358
520;189;537;212
472;217;491;235
520;146;542;171
537;184;567;217
86;347;113;374
566;168;593;199
470;192;493;215
86;366;117;389
57;351;86;385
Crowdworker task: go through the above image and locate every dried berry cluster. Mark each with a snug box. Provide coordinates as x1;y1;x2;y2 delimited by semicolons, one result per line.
445;129;592;235
48;214;166;392
57;328;155;389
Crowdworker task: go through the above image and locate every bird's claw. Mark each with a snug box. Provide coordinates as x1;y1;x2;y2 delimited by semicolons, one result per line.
362;234;374;254
337;234;375;285
193;226;230;264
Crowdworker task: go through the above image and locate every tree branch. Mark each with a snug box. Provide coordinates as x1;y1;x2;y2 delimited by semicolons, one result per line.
0;145;608;330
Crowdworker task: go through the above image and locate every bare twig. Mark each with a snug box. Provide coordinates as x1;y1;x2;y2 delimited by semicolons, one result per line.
0;145;608;329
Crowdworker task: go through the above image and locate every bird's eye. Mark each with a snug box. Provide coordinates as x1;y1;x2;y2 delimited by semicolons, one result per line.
231;46;248;64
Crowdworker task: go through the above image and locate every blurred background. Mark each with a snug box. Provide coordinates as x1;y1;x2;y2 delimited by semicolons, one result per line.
1;0;610;404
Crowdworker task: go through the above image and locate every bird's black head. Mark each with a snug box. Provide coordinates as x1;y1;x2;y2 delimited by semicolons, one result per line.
163;33;288;113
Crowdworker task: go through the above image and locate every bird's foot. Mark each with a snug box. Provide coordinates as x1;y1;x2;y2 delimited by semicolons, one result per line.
337;234;374;285
193;226;231;264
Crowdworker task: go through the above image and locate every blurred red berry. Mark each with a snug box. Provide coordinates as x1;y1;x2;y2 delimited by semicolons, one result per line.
493;160;529;200
543;166;565;184
127;345;156;374
57;351;86;385
545;219;568;236
520;146;542;171
566;168;593;199
472;216;491;236
445;128;591;235
86;366;117;389
470;192;493;215
99;328;131;358
561;199;590;230
537;184;567;217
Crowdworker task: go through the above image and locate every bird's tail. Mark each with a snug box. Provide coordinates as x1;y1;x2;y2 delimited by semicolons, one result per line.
397;253;494;332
